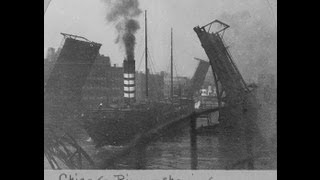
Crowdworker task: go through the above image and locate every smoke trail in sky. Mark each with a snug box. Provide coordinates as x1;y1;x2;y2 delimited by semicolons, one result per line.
103;0;142;61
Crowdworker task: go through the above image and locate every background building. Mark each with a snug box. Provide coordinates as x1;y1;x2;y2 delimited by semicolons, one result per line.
135;71;165;102
44;47;124;110
81;54;123;109
162;72;191;98
44;47;59;87
202;68;217;96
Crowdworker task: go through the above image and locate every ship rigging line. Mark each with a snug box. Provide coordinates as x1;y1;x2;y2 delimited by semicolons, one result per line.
137;47;162;93
139;41;155;75
136;50;145;72
135;32;145;72
174;60;179;78
147;49;158;74
147;48;165;95
144;20;157;75
173;60;183;90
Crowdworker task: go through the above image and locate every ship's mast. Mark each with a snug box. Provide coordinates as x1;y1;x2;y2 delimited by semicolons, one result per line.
170;28;173;100
145;10;149;99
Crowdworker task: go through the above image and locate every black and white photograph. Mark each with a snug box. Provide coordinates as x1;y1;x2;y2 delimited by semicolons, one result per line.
44;0;277;174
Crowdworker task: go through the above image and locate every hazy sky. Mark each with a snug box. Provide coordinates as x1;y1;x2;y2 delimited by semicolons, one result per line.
44;0;276;77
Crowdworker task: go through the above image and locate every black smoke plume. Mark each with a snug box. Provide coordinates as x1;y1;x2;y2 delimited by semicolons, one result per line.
103;0;142;61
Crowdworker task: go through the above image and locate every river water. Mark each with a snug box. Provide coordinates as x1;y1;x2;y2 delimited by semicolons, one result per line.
105;112;276;170
44;111;276;170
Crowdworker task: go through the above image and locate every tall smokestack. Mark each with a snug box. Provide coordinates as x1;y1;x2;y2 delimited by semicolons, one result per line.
103;0;142;105
123;58;136;104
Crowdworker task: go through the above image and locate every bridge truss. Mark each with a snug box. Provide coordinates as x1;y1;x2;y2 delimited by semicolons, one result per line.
44;127;95;169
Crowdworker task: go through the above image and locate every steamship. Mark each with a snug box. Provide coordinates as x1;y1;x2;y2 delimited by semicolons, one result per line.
80;11;194;147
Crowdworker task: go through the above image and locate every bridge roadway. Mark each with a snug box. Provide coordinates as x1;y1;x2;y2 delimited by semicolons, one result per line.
94;107;222;169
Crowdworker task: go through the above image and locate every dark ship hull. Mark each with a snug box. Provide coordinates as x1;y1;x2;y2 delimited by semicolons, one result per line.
83;100;194;147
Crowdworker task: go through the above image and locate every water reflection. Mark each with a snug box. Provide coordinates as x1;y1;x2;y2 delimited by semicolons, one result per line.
190;116;197;169
133;144;147;169
106;110;269;169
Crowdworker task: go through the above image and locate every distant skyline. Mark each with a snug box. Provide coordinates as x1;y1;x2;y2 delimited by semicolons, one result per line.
44;0;276;78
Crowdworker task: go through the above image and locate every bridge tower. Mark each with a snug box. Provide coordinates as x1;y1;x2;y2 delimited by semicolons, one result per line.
194;19;261;169
193;20;254;130
44;33;101;169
